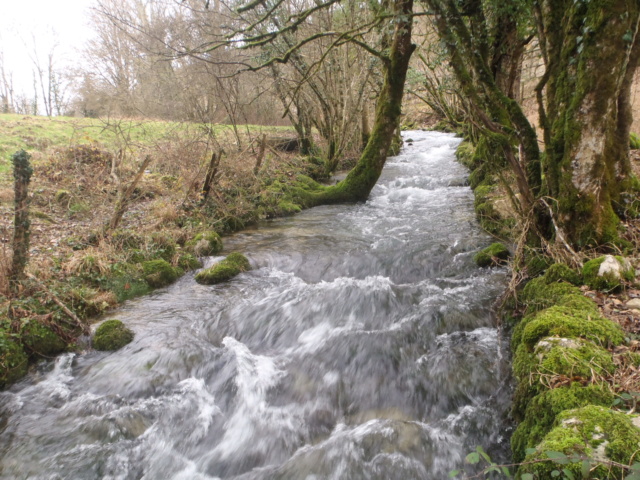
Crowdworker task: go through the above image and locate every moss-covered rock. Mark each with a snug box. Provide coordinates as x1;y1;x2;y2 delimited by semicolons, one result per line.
188;231;223;256
518;405;640;479
455;141;475;168
512;336;614;420
20;319;67;356
511;383;615;463
92;319;134;351
195;252;251;285
582;255;635;292
515;337;614;381
520;278;583;314
543;263;582;286
473;243;510;267
177;253;202;270
142;259;178;288
519;305;625;351
524;252;553;278
0;332;29;387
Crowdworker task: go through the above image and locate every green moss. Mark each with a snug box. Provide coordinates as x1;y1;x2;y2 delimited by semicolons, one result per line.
519;305;625;351
543;263;582;286
455;141;475;168
513;337;614;384
226;252;251;270
142;259;178;288
194;252;251;285
92;319;134;351
188;231;223;256
0;332;28;387
148;232;177;262
524;252;553;278
520;278;583;314
106;275;151;302
277;201;302;216
511;383;614;463
518;406;640;479
19;319;67;356
582;255;634;292
630;132;640;150
177;253;202;270
473;242;510;267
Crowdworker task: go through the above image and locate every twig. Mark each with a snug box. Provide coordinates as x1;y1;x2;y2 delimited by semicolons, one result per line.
25;273;88;335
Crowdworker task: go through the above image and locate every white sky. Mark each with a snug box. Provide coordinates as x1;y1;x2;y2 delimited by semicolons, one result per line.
0;0;95;96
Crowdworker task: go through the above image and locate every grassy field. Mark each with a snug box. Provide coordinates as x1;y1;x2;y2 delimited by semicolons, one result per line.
0;114;293;176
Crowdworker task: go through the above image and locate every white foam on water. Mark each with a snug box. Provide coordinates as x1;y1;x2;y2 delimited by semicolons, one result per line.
209;337;301;462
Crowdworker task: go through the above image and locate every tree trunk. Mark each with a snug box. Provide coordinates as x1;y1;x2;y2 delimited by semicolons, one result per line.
10;150;33;294
299;0;415;205
540;0;640;246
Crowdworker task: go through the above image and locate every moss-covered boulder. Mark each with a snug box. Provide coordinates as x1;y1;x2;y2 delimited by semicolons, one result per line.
582;255;634;292
514;337;614;382
511;383;614;463
142;259;178;288
20;320;67;356
473;243;510;267
543;263;582;286
188;231;223;257
92;319;134;351
518;305;625;351
195;252;251;285
518;405;640;479
524;252;553;278
0;332;29;387
520;278;584;314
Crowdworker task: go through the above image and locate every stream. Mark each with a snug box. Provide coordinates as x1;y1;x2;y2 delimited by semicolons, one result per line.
0;131;512;479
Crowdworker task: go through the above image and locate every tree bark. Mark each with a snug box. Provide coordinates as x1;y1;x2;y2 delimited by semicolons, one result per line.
10;150;33;294
539;0;640;246
299;0;416;205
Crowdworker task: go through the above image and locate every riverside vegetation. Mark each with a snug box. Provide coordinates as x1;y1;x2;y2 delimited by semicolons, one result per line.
454;139;640;479
0;114;332;385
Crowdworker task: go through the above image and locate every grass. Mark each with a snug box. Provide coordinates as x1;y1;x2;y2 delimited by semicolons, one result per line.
0;114;294;177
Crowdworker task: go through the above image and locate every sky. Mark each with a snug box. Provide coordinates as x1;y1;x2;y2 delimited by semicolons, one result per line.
0;0;95;97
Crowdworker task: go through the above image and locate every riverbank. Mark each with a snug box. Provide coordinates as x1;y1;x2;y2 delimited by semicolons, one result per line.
457;139;640;477
0;115;329;387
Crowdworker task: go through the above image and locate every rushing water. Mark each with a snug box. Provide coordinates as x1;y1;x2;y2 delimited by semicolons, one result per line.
0;131;512;479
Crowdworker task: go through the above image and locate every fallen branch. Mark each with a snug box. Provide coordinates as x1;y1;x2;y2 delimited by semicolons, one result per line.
25;273;89;335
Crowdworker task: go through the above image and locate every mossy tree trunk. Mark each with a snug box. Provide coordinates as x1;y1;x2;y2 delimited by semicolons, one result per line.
298;0;416;205
425;0;542;213
538;0;640;246
10;150;33;294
